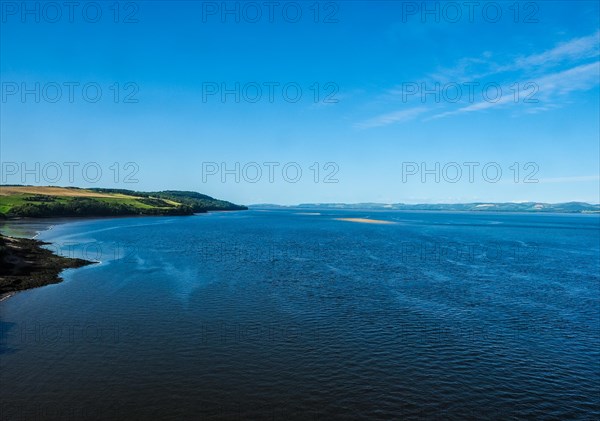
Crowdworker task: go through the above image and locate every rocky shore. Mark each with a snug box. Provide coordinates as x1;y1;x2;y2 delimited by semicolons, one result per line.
0;233;93;300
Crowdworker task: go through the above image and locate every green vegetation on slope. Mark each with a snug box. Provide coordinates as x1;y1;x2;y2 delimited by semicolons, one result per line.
89;188;248;212
0;186;247;218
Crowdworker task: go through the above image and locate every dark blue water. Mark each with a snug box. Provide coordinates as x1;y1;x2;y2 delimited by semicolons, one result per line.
1;210;599;420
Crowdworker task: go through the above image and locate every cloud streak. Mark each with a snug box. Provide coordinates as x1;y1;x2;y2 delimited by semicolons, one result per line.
358;31;600;128
428;61;600;120
537;175;600;184
355;107;426;129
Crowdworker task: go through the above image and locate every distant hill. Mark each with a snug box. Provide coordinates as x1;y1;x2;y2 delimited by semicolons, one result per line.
0;186;247;218
251;202;600;214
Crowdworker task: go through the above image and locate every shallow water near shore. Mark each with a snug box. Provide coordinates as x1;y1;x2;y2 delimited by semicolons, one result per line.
0;218;68;239
1;210;599;419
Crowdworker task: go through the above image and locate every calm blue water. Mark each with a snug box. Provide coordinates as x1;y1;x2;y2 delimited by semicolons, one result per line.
1;210;599;420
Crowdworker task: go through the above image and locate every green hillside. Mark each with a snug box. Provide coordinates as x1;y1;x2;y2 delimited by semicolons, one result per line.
0;186;247;218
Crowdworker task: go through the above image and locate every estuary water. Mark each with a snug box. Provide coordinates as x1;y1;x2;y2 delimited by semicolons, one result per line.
1;210;599;420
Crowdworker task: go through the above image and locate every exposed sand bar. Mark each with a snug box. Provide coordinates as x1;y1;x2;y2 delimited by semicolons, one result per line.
334;218;397;225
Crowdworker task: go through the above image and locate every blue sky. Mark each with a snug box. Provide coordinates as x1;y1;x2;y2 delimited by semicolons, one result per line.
1;1;599;205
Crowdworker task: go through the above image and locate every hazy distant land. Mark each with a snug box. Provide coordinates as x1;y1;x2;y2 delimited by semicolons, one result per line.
252;202;600;214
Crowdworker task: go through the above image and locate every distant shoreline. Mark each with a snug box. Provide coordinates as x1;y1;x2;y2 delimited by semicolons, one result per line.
250;202;600;214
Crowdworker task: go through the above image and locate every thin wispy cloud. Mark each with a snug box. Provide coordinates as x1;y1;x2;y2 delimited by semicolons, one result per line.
426;92;515;120
535;61;600;95
430;30;600;82
537;175;600;184
428;61;600;120
358;31;600;128
509;31;600;70
355;107;426;129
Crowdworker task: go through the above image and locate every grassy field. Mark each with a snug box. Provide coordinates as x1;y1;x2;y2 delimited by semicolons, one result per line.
0;186;134;198
0;186;246;218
